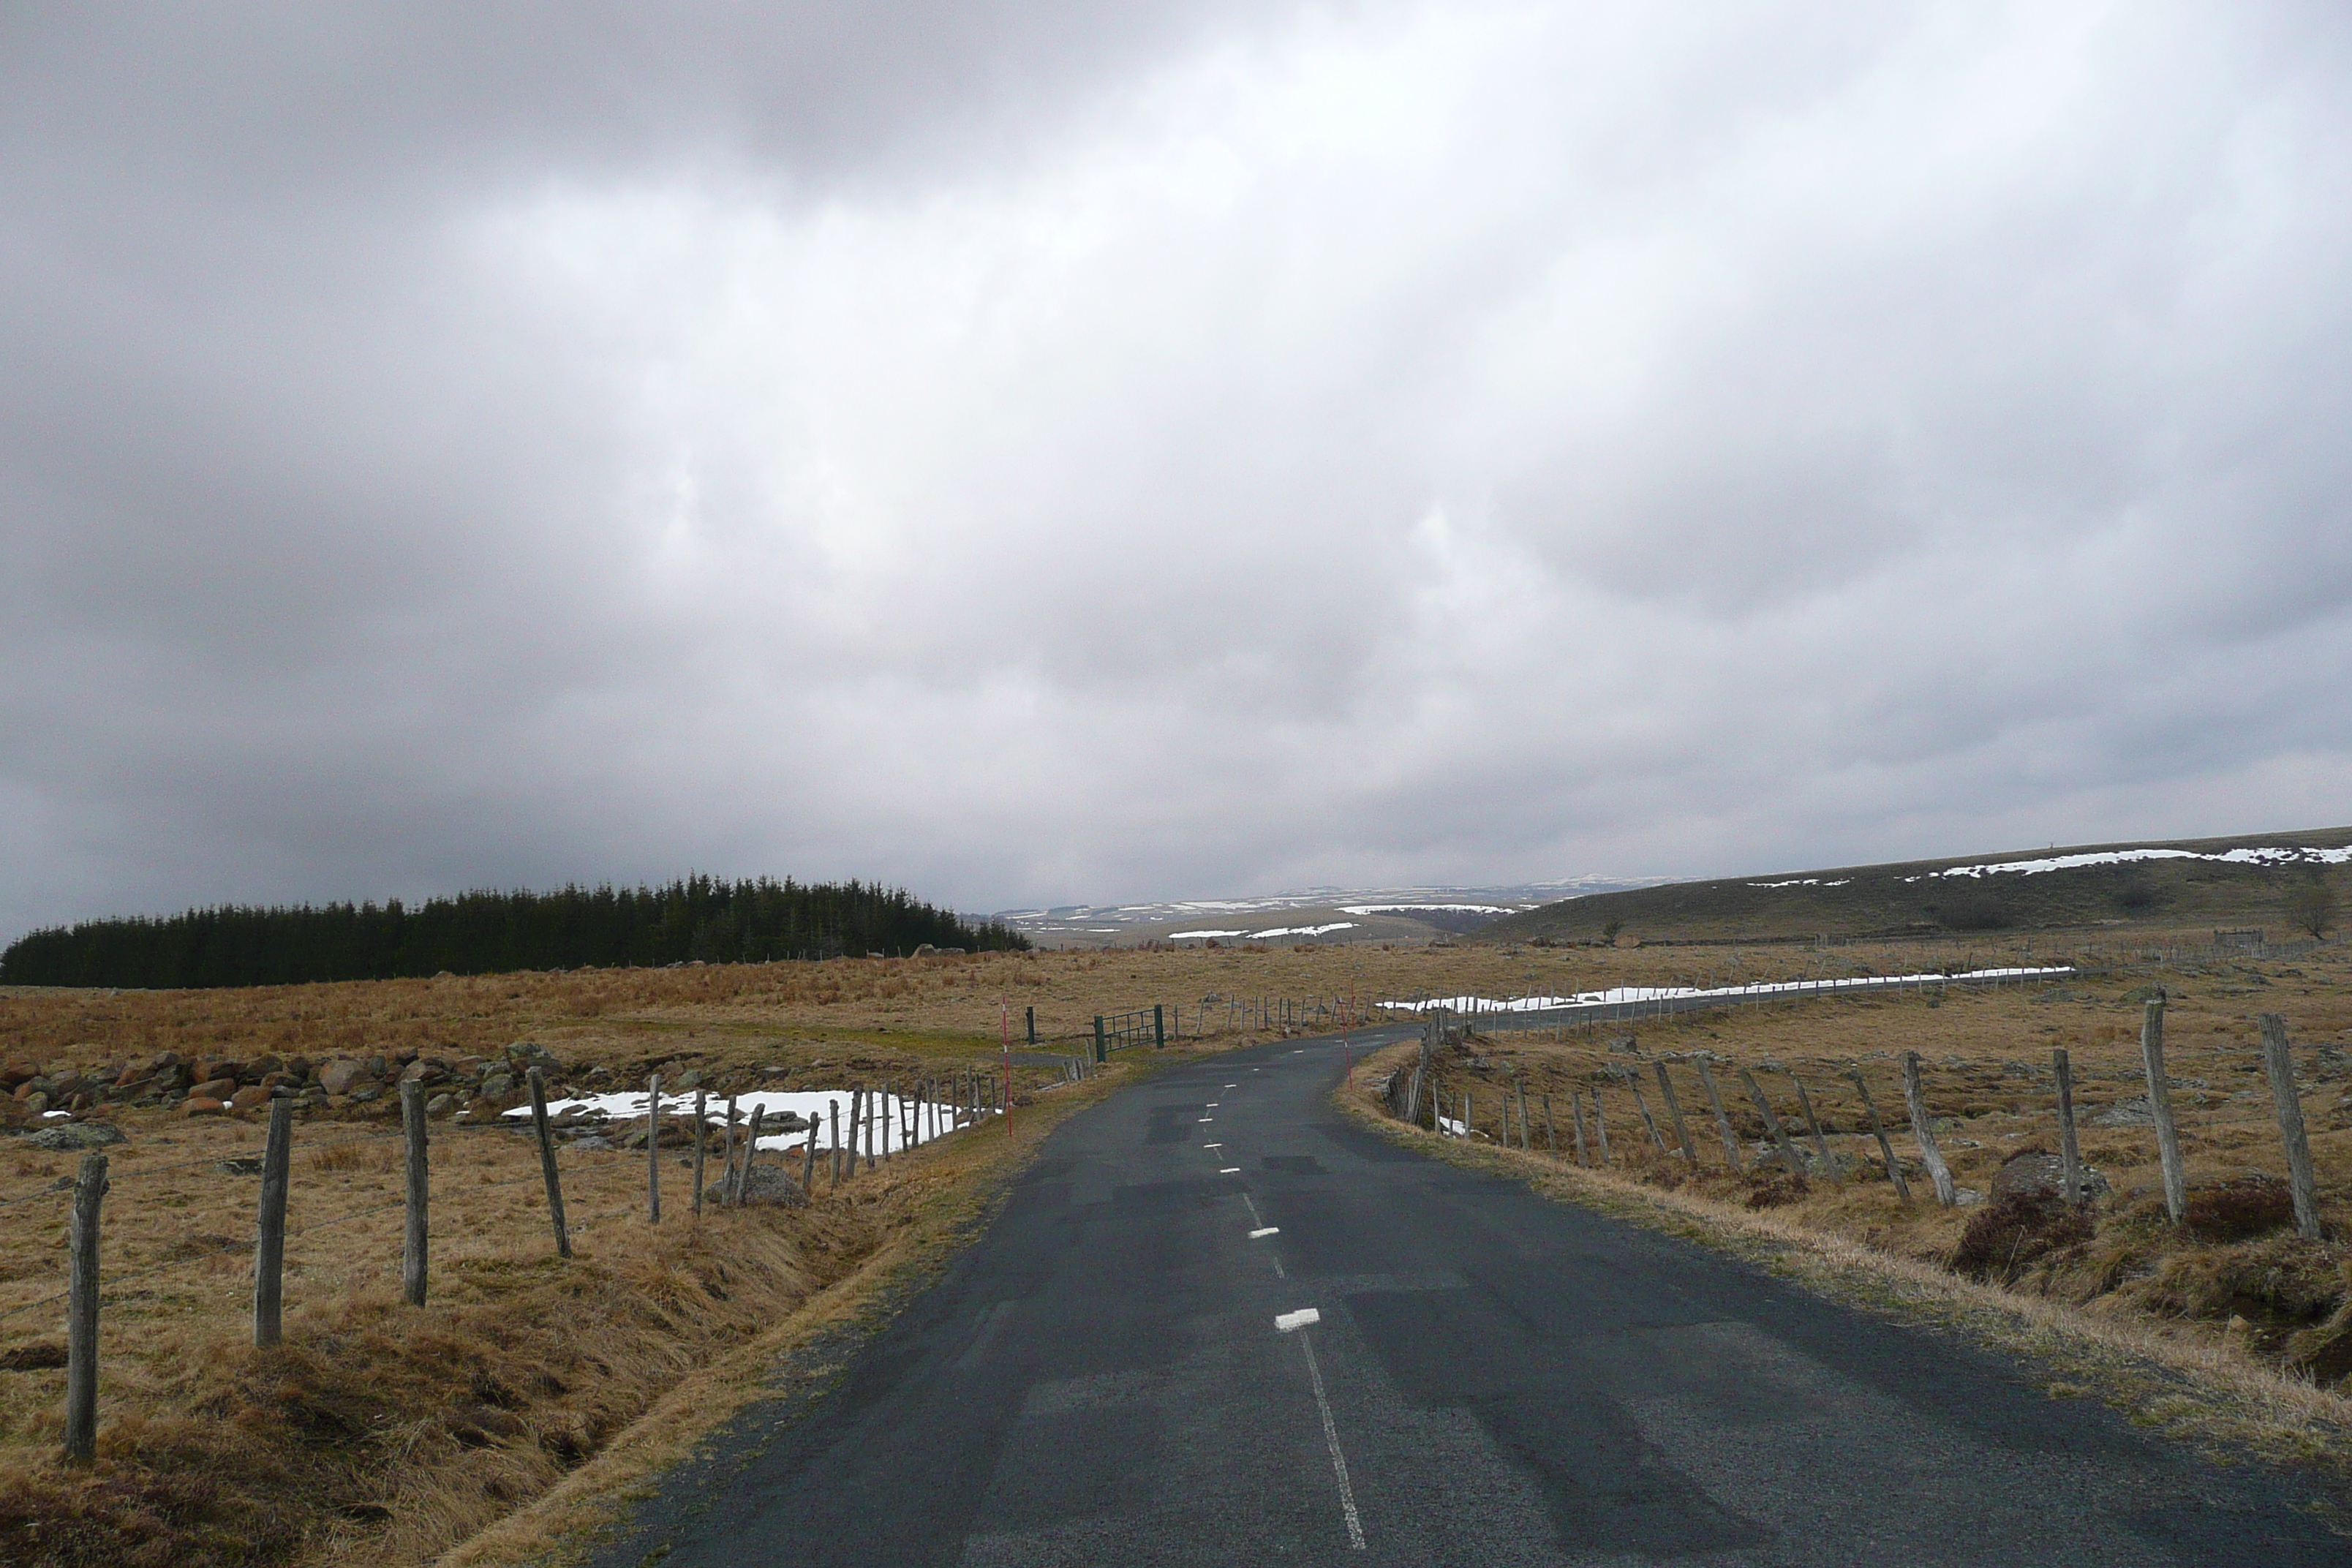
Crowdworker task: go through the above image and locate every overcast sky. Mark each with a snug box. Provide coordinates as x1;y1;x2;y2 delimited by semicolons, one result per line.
4;1;2349;935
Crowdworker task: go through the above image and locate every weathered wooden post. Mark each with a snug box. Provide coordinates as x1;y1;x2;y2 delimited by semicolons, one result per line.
2258;1014;2321;1240
802;1123;819;1194
1740;1069;1805;1177
1901;1052;1956;1207
829;1099;842;1189
1694;1058;1745;1171
1568;1090;1590;1164
527;1068;570;1257
1653;1062;1696;1161
2139;994;2187;1224
1543;1093;1557;1153
253;1096;294;1347
1093;1016;1107;1064
1846;1068;1910;1200
63;1151;108;1463
691;1087;709;1216
1591;1091;1613;1164
401;1079;429;1305
645;1074;663;1224
736;1106;766;1204
1789;1074;1833;1173
2053;1048;2081;1205
1629;1079;1667;1153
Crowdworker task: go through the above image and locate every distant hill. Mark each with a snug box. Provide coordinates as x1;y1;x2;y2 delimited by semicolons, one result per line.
1483;827;2352;945
991;877;1670;949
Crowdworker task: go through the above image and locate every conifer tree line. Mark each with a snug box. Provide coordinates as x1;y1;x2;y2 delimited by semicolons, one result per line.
0;875;1029;990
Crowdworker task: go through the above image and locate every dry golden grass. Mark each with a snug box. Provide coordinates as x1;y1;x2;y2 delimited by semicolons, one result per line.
0;924;2336;1563
1348;932;2352;1407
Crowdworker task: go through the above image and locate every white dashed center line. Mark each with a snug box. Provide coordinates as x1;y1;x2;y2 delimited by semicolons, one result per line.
1220;1166;1241;1174
1294;1324;1365;1550
1250;1226;1280;1239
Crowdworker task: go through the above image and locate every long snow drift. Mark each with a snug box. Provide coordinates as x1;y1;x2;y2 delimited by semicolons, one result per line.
1379;966;2073;1015
501;1088;983;1153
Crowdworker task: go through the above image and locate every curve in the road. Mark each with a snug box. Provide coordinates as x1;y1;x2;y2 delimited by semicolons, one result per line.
585;1030;2344;1567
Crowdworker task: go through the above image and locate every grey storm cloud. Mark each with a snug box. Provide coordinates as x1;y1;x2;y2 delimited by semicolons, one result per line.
4;1;2351;936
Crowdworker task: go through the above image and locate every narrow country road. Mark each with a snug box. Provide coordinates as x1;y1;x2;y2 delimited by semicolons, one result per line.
589;1031;2342;1566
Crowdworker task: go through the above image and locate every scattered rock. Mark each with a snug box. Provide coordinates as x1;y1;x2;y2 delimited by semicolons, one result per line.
704;1164;808;1207
1989;1150;2110;1202
229;1085;272;1112
182;1098;227;1117
22;1122;127;1151
319;1058;372;1096
2090;1096;2155;1128
478;1072;515;1100
425;1093;456;1118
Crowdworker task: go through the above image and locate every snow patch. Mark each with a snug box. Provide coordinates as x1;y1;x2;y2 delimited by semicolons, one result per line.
501;1088;979;1154
1912;845;2352;881
1380;967;2073;1016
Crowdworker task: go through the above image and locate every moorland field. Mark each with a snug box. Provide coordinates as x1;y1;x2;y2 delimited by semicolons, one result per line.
0;828;2348;1562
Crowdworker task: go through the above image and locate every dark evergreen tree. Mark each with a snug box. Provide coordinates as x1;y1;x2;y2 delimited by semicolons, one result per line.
0;876;1028;989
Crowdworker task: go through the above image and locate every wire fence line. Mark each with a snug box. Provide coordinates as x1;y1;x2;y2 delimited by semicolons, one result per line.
1375;996;2334;1246
23;1059;1031;1463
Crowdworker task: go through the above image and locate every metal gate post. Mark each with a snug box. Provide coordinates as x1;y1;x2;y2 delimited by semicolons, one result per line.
1154;1004;1166;1049
1094;1016;1107;1063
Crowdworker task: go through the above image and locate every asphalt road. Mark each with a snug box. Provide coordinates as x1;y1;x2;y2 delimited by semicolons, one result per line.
591;1030;2342;1566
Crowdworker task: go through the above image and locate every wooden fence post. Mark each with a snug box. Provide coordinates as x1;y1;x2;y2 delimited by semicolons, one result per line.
63;1151;108;1463
2258;1014;2321;1240
1591;1091;1612;1164
2052;1048;2081;1205
736;1106;766;1204
1654;1062;1695;1161
1517;1082;1532;1149
691;1087;708;1216
1739;1069;1805;1177
2140;995;2187;1224
802;1126;818;1194
527;1068;570;1257
1543;1093;1557;1154
1629;1080;1667;1153
1694;1058;1744;1171
1789;1074;1833;1173
1900;1052;1956;1207
829;1100;842;1190
1846;1069;1910;1199
401;1079;429;1306
1569;1090;1590;1164
645;1074;662;1224
253;1097;294;1347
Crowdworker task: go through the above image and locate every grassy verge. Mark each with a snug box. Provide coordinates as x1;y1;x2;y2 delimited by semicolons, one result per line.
431;1057;1166;1568
1338;1042;2352;1513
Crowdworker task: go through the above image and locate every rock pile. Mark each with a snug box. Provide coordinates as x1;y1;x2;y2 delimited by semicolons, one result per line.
0;1039;574;1123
